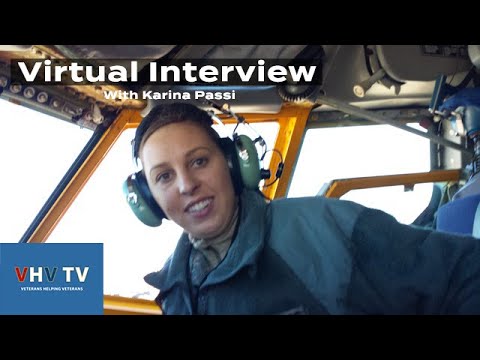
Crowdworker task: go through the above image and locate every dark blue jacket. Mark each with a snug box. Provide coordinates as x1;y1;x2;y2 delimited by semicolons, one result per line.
145;190;480;314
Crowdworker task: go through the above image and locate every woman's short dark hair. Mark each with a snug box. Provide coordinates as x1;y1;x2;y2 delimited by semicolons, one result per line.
133;103;220;161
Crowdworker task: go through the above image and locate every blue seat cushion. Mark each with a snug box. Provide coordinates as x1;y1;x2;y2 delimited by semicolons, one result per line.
436;194;480;235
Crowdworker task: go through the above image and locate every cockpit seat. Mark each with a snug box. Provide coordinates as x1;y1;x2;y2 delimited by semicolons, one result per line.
436;193;480;237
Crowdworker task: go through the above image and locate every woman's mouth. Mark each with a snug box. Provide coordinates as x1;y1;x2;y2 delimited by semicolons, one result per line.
185;198;213;217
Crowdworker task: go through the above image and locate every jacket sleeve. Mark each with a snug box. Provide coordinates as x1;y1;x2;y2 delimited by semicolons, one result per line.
348;206;480;314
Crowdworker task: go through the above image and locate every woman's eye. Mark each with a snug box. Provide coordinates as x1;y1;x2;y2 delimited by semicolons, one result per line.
193;157;208;167
155;172;171;183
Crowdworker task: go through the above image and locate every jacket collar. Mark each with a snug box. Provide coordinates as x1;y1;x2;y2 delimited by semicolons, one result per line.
144;190;269;295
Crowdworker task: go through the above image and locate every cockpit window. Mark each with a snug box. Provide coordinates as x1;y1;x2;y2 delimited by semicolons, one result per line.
288;123;431;224
0;98;92;243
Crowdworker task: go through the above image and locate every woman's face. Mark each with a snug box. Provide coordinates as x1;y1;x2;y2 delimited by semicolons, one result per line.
140;121;236;239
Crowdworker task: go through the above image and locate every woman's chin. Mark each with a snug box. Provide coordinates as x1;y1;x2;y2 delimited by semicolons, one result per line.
189;224;221;240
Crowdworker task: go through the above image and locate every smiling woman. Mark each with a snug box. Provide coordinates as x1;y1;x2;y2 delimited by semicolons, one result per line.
140;116;237;240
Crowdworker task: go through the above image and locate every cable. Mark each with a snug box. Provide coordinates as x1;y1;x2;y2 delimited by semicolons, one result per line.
261;149;285;188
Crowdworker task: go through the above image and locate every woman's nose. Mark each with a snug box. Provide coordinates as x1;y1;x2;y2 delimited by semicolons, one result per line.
177;171;199;195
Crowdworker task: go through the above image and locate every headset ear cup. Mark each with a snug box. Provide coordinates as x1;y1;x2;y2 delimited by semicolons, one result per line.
219;136;262;192
219;137;244;195
234;134;261;190
122;171;166;227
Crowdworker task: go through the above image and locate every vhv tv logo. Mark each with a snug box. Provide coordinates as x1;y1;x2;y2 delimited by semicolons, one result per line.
0;244;103;315
15;266;89;287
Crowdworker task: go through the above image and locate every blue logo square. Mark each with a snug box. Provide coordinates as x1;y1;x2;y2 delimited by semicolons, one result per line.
0;243;103;315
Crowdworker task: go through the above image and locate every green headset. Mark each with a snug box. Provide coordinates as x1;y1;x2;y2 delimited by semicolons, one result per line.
122;104;264;227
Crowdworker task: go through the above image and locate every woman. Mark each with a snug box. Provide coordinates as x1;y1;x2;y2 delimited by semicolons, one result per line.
131;102;480;314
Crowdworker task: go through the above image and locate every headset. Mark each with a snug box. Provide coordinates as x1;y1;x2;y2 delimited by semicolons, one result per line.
122;102;281;227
